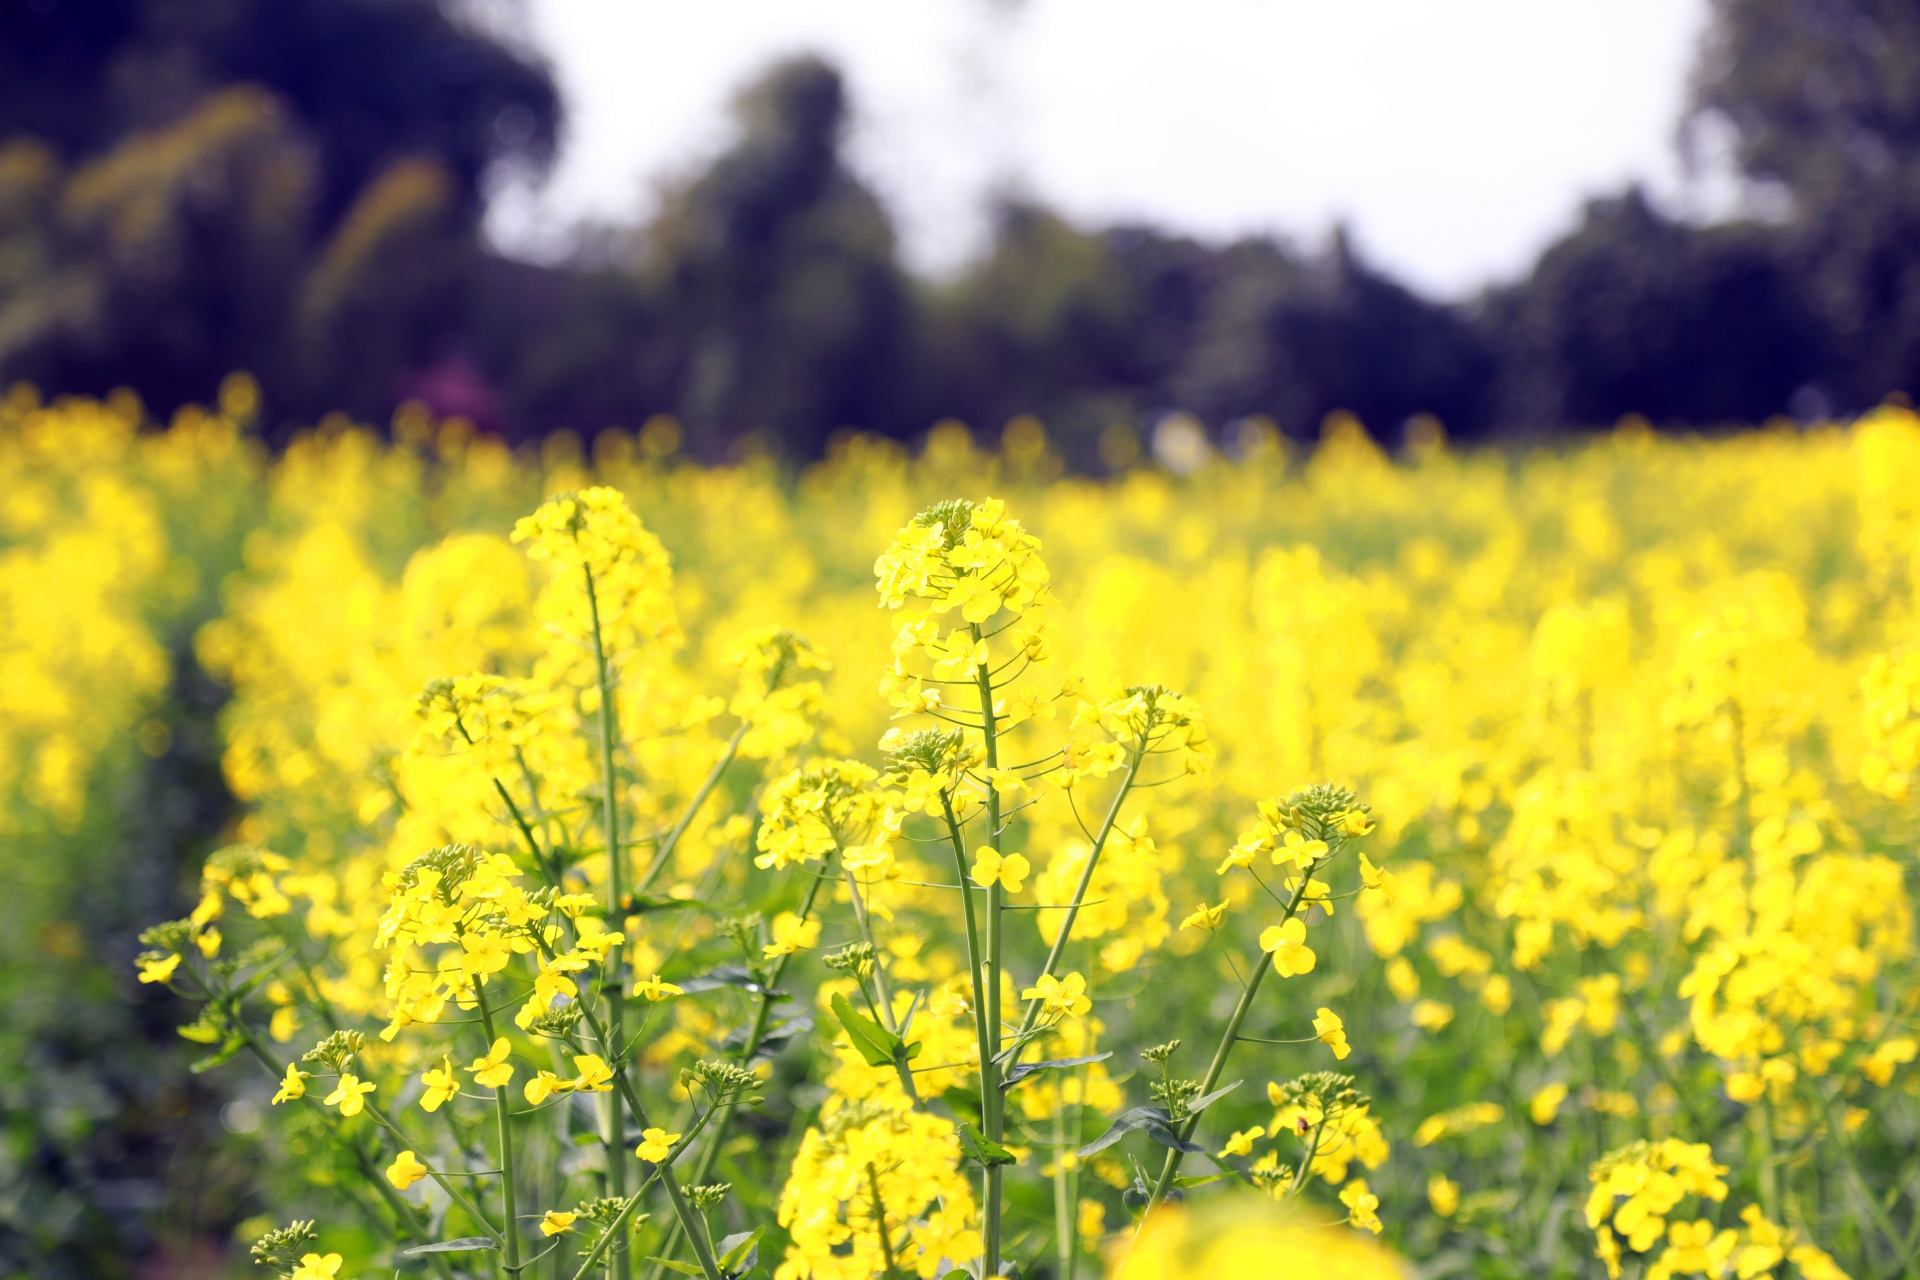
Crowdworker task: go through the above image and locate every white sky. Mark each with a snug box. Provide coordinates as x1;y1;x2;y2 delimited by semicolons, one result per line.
486;0;1718;299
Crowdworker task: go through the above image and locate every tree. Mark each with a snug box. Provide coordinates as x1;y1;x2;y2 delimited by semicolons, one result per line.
641;56;916;457
1692;0;1920;404
0;0;558;219
0;90;482;427
1486;189;1827;428
0;0;557;427
1175;228;1495;442
920;206;1215;460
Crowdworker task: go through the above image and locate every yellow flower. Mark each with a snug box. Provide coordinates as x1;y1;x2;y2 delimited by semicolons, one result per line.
970;847;1031;893
1595;1225;1622;1279
1313;1007;1350;1060
136;952;181;984
575;929;624;963
1331;809;1375;837
1181;901;1228;931
1429;1174;1460;1217
189;891;223;927
1274;829;1328;869
195;927;222;958
1125;1195;1403;1278
633;974;685;1001
1076;1198;1106;1245
420;1058;460;1112
899;768;951;815
524;1070;572;1105
540;1210;578;1237
1022;971;1092;1020
290;1253;343;1280
762;911;822;958
1529;1082;1569;1126
1215;843;1257;876
323;1073;375;1117
468;1037;515;1089
458;930;512;979
1260;918;1316;977
986;768;1027;795
386;1149;429;1189
636;1127;680;1162
1340;1179;1383;1233
1863;1038;1917;1086
272;1063;309;1105
1357;854;1393;899
571;1053;615;1093
1218;1126;1263;1158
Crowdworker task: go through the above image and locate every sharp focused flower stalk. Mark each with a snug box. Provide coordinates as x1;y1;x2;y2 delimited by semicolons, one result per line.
972;621;1009;1276
473;979;524;1275
583;561;632;1280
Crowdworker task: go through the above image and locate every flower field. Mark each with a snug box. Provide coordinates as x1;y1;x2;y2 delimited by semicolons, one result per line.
7;380;1920;1280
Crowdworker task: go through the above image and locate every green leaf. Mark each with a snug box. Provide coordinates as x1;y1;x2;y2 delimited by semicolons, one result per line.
717;1227;764;1273
679;965;785;998
1077;1106;1205;1158
957;1121;1018;1168
189;1036;246;1074
405;1237;500;1254
623;891;711;913
1002;1052;1112;1087
1185;1080;1242;1115
719;1015;812;1058
645;1258;705;1277
831;993;902;1069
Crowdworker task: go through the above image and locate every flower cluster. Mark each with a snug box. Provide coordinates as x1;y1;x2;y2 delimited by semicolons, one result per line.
95;392;1920;1280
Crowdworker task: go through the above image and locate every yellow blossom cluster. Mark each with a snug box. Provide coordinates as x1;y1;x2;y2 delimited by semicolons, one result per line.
38;385;1920;1279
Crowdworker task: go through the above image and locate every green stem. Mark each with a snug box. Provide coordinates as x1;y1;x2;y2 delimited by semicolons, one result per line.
567;990;724;1280
583;563;632;1280
567;1185;651;1280
1140;855;1323;1222
634;717;752;898
474;982;523;1274
1817;1091;1920;1279
571;1095;724;1280
1006;749;1143;1055
868;1163;901;1280
645;862;832;1278
940;798;995;1280
233;1033;464;1280
1290;1117;1327;1197
1052;1101;1073;1280
971;632;1005;1278
653;1153;725;1280
843;862;899;1031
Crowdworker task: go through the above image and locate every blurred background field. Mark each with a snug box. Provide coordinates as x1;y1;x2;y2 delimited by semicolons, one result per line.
8;388;1920;1278
6;2;1920;1278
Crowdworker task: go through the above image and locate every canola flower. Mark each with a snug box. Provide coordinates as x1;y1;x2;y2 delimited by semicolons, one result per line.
75;387;1920;1279
1120;1194;1403;1279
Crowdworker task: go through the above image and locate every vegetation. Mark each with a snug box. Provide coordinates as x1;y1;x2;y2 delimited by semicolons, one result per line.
6;383;1920;1278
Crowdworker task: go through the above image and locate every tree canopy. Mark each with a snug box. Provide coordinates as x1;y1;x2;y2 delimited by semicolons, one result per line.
1;0;1917;458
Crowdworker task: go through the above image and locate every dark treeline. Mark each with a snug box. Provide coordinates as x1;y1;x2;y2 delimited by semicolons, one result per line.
4;0;1920;464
